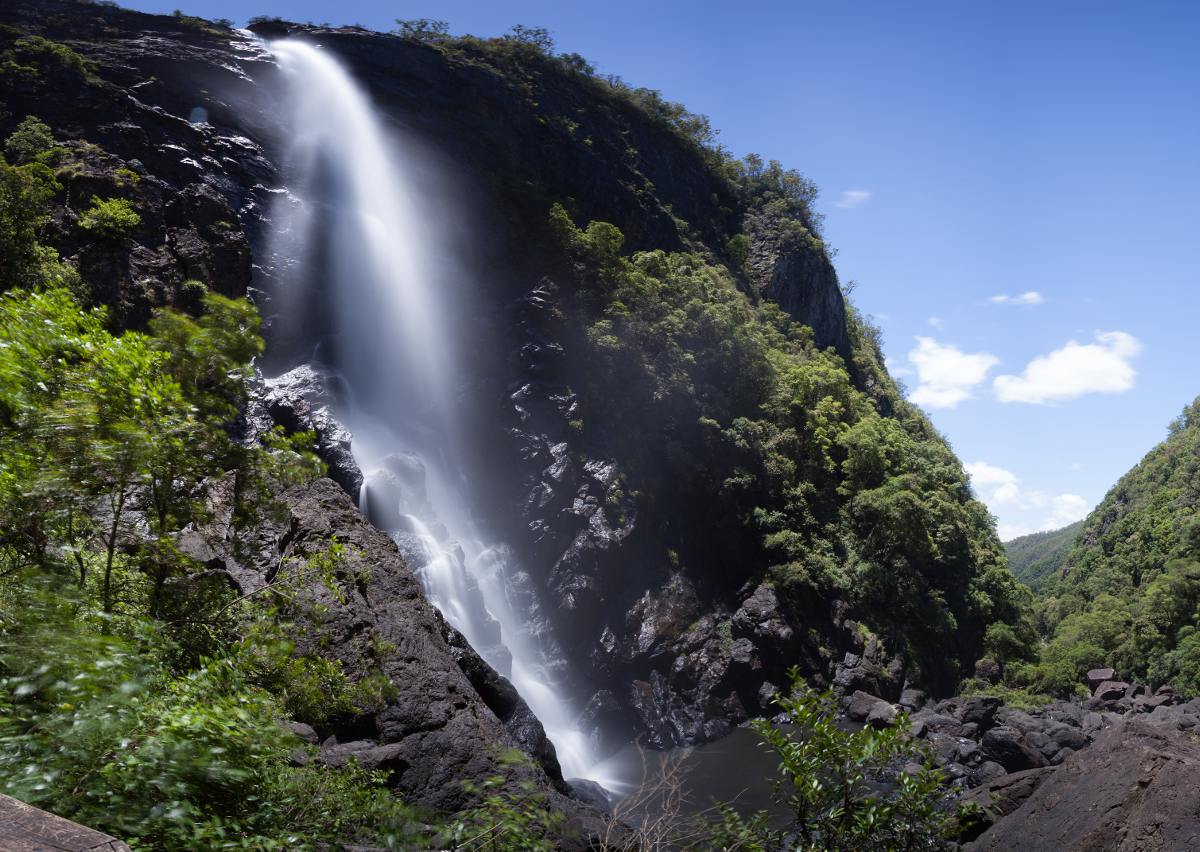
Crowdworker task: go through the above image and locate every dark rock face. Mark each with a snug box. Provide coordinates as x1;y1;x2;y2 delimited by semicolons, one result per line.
969;719;1200;851
744;207;848;356
178;476;609;841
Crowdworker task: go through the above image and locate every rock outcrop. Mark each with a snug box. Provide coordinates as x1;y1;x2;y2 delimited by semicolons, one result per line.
178;475;608;841
968;719;1200;851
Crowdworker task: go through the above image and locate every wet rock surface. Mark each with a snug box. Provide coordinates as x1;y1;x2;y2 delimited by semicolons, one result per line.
258;364;364;499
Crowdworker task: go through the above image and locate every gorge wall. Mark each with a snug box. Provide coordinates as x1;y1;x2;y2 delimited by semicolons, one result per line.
0;0;1031;798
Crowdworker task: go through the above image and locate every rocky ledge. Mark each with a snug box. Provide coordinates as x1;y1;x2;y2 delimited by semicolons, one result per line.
844;666;1200;848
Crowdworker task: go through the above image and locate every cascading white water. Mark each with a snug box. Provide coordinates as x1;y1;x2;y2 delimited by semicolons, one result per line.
268;40;606;784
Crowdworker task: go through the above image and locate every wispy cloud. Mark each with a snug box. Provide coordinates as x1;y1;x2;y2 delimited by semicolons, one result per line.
907;337;999;409
989;291;1045;306
834;189;872;209
993;331;1142;404
928;316;945;330
965;461;1090;540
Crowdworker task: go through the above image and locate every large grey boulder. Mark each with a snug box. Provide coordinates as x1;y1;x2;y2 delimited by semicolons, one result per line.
969;719;1200;851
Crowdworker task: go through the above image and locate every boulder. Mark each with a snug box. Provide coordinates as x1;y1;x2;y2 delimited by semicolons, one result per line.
957;767;1056;842
981;726;1049;772
961;696;1002;731
969;719;1200;851
1086;667;1116;691
898;687;927;710
1093;680;1130;701
866;701;898;729
920;712;965;738
845;690;893;723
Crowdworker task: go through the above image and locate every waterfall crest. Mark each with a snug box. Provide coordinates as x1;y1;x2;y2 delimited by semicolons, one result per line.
268;40;604;784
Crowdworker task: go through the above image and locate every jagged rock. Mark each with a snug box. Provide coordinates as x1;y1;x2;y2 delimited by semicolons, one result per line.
179;476;607;837
973;658;1002;684
578;689;634;758
968;719;1200;851
744;206;848;356
442;625;563;785
262;365;363;499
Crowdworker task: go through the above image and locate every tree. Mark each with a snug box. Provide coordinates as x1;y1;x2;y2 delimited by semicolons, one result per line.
505;25;555;53
393;18;449;42
707;674;956;851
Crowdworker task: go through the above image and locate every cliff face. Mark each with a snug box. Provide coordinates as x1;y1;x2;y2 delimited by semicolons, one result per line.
0;0;1011;777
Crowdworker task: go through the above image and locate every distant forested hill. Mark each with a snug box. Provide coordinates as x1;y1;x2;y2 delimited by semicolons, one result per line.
1005;521;1084;589
997;398;1200;697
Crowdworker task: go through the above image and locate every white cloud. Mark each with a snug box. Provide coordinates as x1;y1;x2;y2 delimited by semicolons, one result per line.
907;337;999;409
928;316;945;330
834;189;872;209
989;291;1045;306
884;356;913;379
1047;494;1089;528
966;461;1091;539
963;461;1017;488
993;331;1142;404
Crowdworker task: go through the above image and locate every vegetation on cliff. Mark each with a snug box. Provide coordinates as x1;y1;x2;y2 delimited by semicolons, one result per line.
548;202;1034;693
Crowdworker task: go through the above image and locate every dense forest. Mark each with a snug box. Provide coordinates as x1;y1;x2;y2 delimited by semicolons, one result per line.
988;400;1200;700
1004;521;1083;590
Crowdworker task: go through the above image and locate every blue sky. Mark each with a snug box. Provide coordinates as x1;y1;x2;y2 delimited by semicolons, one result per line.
122;0;1200;539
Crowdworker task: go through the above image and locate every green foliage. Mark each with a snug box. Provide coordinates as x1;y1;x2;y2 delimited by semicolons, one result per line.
955;679;1053;712
0;591;421;850
1012;399;1200;696
504;25;555;53
170;10;229;37
447;750;565;851
78;195;141;243
0;34;93;82
0;145;61;287
706;673;956;851
393;18;450;42
1004;520;1084;590
549;205;1031;688
0;283;422;847
4;116;55;165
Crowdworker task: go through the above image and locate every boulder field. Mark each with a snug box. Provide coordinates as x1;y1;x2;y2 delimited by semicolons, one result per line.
845;668;1200;849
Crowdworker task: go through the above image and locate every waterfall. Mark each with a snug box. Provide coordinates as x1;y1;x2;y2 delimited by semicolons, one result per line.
267;40;605;784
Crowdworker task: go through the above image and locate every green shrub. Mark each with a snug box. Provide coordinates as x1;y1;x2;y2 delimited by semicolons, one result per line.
706;674;957;850
4;116;55;165
78;195;140;242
